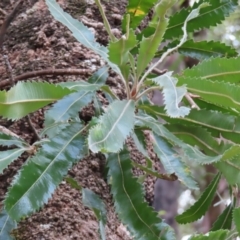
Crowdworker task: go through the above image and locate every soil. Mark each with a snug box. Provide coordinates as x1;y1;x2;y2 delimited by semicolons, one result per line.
0;1;162;239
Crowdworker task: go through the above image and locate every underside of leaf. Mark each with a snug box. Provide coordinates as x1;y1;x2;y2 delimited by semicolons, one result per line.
88;100;135;153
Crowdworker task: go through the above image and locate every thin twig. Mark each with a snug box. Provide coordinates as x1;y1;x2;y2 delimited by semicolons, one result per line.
185;93;200;109
26;115;40;141
0;68;92;88
0;8;7;16
132;161;178;181
0;125;23;139
0;0;24;48
1;46;14;85
0;0;41;141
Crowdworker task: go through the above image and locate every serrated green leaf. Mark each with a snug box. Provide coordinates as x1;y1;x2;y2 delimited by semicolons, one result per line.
154;121;240;167
153;134;198;189
233;207;240;235
225;229;239;240
0;149;26;174
215;157;240;186
131;161;171;180
108;29;138;79
58;67;109;91
40;122;70;138
211;204;233;231
164;0;238;40
107;149;176;240
58;81;102;92
156;40;238;60
165;124;228;156
88;100;135;153
82;188;107;240
93;95;102;117
139;105;240;144
141;1;205;82
178;77;240;111
0;133;28;148
136;0;176;78
176;173;221;224
131;129;148;157
122;0;159;32
151;72;190;118
179;56;240;84
178;40;238;60
0;82;72;120
192;98;239;116
135;115;224;165
0;210;16;240
190;230;228;240
46;0;123;78
43;90;93;137
88;66;109;85
5;123;87;221
100;85;118;102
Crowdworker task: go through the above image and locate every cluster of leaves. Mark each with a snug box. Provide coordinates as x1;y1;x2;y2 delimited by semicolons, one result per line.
1;0;240;239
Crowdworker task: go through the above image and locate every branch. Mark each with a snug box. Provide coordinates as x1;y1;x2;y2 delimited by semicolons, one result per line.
0;0;24;48
0;68;92;88
185;93;200;110
132;161;178;181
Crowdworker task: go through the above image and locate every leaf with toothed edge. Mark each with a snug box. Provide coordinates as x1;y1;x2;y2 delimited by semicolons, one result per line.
137;114;240;166
82;188;107;240
4;123;87;221
179;56;240;83
0;82;72;120
107;148;176;240
155;40;238;60
43;90;94;137
0;133;28;148
135;115;224;165
177;77;240;112
58;66;109;92
233;207;240;235
138;105;240;144
0;149;26;174
108;29;138;80
176;173;221;224
88;100;135;153
215;156;240;187
211;204;233;231
0;209;16;240
131;129;148;158
165;124;231;156
152;133;198;190
47;68;108;134
45;0;123;78
190;230;229;240
122;0;159;33
88;66;109;85
151;72;191;118
164;0;238;40
136;0;176;79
